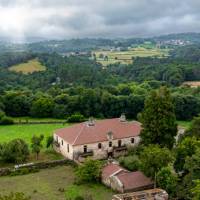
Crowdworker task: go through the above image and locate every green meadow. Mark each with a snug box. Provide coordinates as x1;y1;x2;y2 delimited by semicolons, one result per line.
9;59;46;74
0;124;69;146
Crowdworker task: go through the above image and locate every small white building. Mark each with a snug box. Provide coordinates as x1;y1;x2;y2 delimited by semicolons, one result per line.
54;115;141;161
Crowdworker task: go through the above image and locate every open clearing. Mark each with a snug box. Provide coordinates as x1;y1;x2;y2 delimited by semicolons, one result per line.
182;81;200;88
177;121;192;129
0;124;69;147
0;166;114;200
93;47;169;66
9;59;46;74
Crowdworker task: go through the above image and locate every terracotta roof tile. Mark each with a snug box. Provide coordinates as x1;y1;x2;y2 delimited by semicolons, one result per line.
102;163;127;179
116;171;154;191
55;118;141;146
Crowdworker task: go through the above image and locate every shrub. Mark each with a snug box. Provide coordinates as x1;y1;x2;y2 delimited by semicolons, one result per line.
119;155;141;171
0;116;14;125
46;136;54;148
67;114;85;123
75;159;102;183
1;139;29;163
0;192;31;200
74;196;84;200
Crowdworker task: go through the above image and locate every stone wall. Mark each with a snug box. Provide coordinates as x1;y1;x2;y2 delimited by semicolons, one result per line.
0;159;76;177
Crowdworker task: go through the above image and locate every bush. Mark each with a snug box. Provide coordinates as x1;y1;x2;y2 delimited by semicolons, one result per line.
10;168;39;176
74;196;84;200
75;159;102;183
0;192;31;200
119;155;141;171
0;116;14;125
1;139;29;163
67;114;85;123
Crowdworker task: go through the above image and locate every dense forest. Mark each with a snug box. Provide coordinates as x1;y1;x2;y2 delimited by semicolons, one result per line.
0;43;199;121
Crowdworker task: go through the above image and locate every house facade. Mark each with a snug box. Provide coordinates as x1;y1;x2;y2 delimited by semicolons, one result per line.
54;115;141;161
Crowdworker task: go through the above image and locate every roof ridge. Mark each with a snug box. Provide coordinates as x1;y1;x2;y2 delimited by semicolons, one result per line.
72;123;86;145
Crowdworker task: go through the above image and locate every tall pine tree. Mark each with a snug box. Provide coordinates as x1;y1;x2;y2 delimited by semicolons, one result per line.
139;87;177;148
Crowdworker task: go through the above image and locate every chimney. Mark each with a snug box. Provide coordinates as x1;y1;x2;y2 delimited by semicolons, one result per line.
88;117;95;126
120;114;126;122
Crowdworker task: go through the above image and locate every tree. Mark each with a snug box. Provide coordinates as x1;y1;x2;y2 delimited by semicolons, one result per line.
1;139;29;163
173;95;200;120
184;147;200;180
75;159;102;183
31;135;44;160
191;180;200;200
139;145;174;178
46;136;54;148
174;137;200;172
187;116;200;138
139;87;177;148
0;192;30;200
30;97;54;118
156;166;178;197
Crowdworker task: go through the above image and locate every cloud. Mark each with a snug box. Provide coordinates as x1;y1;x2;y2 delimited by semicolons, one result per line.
0;0;200;41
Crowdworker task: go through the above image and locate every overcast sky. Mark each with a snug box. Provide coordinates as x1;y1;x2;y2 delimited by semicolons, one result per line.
0;0;200;41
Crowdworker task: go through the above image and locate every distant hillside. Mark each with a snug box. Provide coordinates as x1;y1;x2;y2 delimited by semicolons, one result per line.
153;32;200;43
0;32;199;54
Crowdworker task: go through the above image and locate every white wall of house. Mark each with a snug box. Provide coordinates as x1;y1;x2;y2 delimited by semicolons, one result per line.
53;134;74;160
54;134;140;160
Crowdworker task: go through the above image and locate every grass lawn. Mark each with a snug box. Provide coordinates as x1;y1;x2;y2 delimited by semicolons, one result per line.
0;166;114;200
0;124;70;146
9;59;46;74
177;121;192;129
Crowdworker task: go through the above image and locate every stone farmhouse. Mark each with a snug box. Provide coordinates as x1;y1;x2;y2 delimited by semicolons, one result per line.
102;163;154;193
54;115;141;161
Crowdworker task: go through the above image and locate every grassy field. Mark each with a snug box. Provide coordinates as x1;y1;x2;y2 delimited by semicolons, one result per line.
0;124;69;146
93;47;169;66
9;59;46;74
182;81;200;88
177;121;192;129
0;166;114;200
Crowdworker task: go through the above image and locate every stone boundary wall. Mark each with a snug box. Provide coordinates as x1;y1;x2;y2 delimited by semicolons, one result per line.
0;159;76;176
14;121;66;125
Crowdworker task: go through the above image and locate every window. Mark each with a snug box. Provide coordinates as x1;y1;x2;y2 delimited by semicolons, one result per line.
98;143;102;149
83;145;87;153
109;141;112;147
61;140;63;145
118;140;122;147
67;144;69;152
131;138;135;144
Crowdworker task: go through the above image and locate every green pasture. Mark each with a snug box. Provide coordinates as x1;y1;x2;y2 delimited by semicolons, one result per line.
0;123;69;146
9;59;46;74
93;47;169;66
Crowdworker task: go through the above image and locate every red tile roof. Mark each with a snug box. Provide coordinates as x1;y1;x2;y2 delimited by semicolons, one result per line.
102;163;127;179
116;171;153;191
55;118;141;146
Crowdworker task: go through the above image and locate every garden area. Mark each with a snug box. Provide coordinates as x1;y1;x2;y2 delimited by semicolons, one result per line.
0;165;114;200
